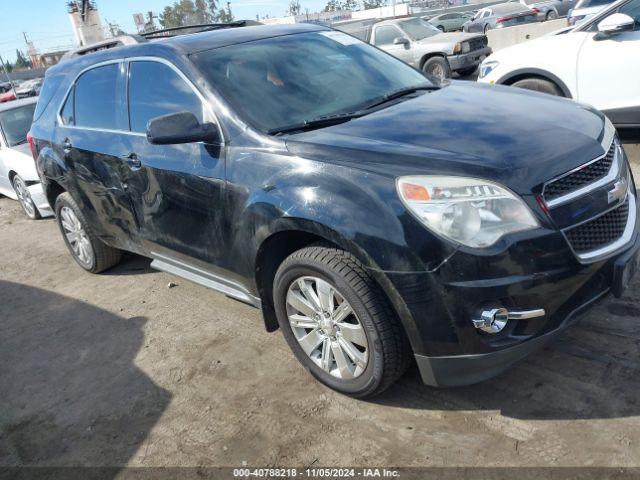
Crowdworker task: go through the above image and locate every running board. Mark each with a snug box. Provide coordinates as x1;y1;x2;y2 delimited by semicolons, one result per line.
150;252;261;308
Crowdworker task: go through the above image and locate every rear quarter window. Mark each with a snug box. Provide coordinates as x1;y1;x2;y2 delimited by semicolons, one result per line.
33;74;64;121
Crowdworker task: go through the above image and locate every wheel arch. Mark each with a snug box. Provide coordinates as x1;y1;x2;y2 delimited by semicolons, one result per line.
253;221;425;355
498;68;573;98
419;52;449;70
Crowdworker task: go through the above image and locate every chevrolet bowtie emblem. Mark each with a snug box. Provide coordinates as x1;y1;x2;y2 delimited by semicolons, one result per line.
608;177;628;204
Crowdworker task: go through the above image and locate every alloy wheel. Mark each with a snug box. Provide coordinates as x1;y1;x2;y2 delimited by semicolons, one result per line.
60;206;94;266
285;276;369;380
13;176;36;218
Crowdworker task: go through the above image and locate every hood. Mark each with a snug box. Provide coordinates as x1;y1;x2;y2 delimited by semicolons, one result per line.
284;82;607;195
419;31;484;44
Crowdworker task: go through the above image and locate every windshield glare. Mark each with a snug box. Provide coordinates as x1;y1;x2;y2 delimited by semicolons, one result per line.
192;31;431;133
398;18;441;40
0;103;36;146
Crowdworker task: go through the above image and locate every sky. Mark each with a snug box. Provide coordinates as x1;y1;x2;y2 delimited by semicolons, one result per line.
0;0;327;64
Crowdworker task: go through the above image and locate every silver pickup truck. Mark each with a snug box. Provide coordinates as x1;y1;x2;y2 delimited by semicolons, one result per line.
334;16;492;79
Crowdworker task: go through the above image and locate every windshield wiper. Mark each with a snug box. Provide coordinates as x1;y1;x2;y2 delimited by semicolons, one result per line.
268;112;363;135
362;84;439;110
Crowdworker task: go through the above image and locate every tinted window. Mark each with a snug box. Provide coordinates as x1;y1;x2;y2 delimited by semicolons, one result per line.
619;0;640;27
192;32;430;133
128;61;203;133
74;64;119;130
60;86;74;125
374;25;403;45
33;74;64;121
0;103;37;147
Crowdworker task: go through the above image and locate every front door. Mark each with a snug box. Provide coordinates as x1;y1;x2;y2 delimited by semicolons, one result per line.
577;0;640;128
119;59;227;270
372;25;415;66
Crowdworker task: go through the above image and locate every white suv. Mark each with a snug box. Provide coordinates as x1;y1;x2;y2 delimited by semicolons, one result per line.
478;0;640;138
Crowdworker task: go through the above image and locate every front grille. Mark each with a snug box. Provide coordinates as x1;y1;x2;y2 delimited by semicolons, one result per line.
544;142;616;202
565;198;629;254
468;37;488;52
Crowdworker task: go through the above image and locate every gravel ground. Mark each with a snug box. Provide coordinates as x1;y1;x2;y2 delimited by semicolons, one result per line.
1;149;639;470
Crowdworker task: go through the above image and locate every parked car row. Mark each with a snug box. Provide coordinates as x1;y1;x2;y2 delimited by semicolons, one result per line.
0;78;44;103
335;16;491;79
6;18;635;399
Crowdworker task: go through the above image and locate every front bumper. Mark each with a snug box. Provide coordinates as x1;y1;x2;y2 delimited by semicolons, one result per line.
410;217;640;387
448;46;492;72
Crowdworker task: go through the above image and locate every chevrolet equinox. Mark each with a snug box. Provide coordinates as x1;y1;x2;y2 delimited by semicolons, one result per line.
30;24;639;397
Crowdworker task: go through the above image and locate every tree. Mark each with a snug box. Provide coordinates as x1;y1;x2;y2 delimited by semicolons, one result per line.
14;50;31;69
287;0;302;15
194;0;214;23
323;0;341;12
362;0;385;8
342;0;360;10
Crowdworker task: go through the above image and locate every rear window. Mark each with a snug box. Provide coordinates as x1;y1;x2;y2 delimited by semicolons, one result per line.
33;74;64;121
74;64;119;130
0;103;37;147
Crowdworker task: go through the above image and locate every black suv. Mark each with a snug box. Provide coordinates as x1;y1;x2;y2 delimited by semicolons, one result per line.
30;23;638;397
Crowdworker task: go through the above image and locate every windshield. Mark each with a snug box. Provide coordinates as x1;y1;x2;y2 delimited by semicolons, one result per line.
191;31;431;133
398;18;442;40
0;103;36;146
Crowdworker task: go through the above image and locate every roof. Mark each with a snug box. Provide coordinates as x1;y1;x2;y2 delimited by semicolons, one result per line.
484;3;530;13
47;23;327;77
0;97;38;112
156;23;327;54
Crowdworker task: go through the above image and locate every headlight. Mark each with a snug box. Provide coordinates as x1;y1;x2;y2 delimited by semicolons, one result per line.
453;42;462;54
479;60;499;79
397;176;539;248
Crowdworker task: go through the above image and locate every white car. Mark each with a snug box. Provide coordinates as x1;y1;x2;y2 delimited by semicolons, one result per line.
478;0;640;139
0;98;53;219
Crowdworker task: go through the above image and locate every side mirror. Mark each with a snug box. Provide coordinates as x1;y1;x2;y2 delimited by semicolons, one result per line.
393;36;410;45
597;13;635;35
146;111;220;145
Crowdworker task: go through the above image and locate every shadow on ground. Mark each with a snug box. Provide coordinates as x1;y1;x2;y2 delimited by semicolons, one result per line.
0;280;171;470
374;284;640;420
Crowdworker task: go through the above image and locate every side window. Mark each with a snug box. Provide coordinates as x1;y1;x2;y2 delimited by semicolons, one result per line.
619;0;640;29
74;64;119;130
128;61;203;134
60;86;74;125
374;26;403;46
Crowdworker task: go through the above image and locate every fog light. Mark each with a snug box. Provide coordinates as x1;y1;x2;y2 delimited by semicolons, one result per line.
472;307;546;334
472;308;509;334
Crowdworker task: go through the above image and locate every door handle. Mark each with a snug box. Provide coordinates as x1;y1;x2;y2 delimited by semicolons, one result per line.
62;138;72;154
122;152;141;169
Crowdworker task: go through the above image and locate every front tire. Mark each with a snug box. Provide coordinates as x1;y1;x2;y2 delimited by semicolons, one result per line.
511;77;563;97
422;56;451;80
273;245;411;398
55;192;122;273
12;175;40;220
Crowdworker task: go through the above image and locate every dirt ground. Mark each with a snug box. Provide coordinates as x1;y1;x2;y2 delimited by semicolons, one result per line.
1;150;640;471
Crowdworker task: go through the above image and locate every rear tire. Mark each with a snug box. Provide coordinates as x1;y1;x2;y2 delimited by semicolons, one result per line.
511;77;563;97
546;10;558;20
437;25;445;31
422;56;451;80
273;245;411;398
54;192;122;273
484;24;490;34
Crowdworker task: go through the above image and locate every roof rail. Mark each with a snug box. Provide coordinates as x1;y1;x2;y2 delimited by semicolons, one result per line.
60;35;146;61
141;20;261;39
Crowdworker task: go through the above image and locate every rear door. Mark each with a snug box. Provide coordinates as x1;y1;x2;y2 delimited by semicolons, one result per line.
576;0;640;128
55;61;141;250
119;58;227;269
